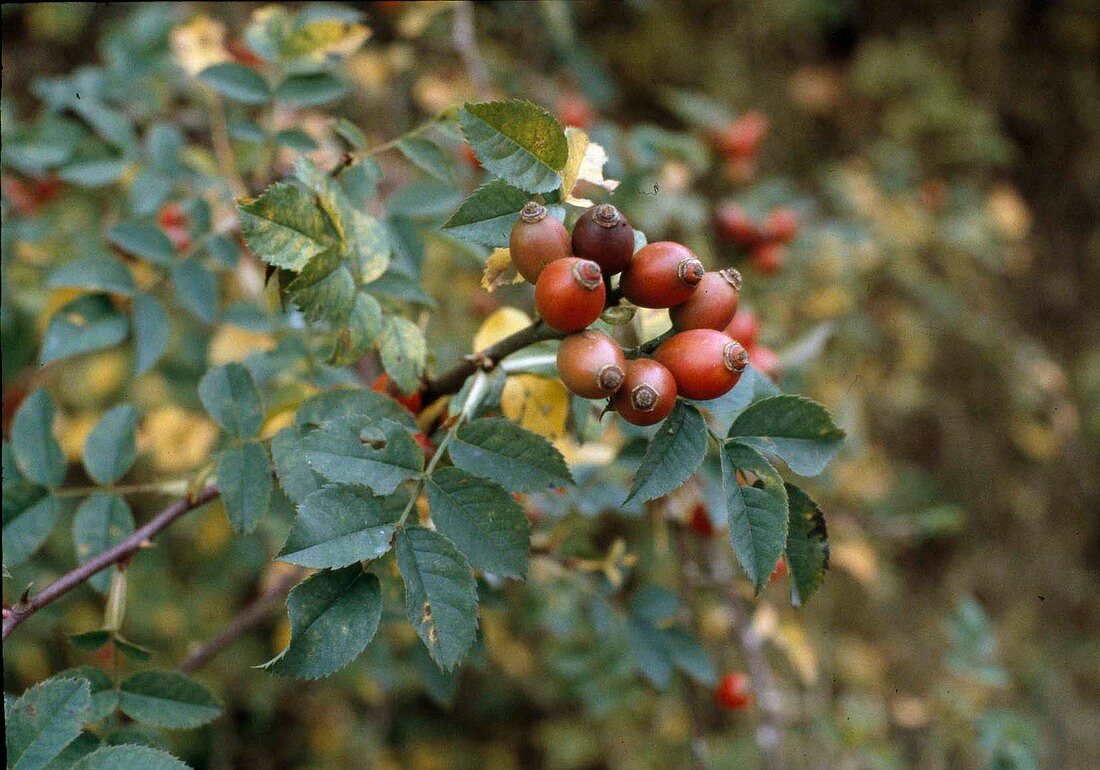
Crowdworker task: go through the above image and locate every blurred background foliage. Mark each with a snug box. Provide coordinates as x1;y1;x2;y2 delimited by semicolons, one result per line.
2;1;1097;768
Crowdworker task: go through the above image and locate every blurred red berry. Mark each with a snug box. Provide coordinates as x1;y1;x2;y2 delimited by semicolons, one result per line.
716;672;753;710
770;555;788;583
372;373;424;414
461;143;482;170
413;432;435;459
763;207;799;244
227;39;265;68
2;176;38;215
557;93;594;128
748;345;781;380
724;308;759;350
689;504;716;537
723;156;757;185
32;174;61;205
716;203;761;246
157;202;189;231
750;242;785;274
715;111;769;159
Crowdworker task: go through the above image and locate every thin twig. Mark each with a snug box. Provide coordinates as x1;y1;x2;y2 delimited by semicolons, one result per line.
705;540;786;769
208;94;248;198
178;566;307;674
2;486;221;640
421;320;564;402
672;522;711;770
453;1;490;98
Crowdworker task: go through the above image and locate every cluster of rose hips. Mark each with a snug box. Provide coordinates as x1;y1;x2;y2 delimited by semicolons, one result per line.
716;202;799;275
510;201;752;427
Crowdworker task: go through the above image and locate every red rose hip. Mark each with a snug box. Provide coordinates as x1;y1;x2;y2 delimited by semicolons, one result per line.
571;204;635;277
510;201;571;283
612;359;677;426
557;329;626;399
620;241;704;308
535;257;606;333
763;207;799;244
750;242;785;274
716;672;752;710
653;329;748;400
724;308;759;350
716;203;761;246
669;268;742;331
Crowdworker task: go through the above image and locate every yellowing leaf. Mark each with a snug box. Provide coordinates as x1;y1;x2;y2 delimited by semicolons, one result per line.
560;127;590;202
472;307;531;351
141;406;219;473
480;248;525;293
58;412;99;462
208;325;276;365
501;374;569;440
775;620;819;685
564;131;619;207
286;19;371;61
171;15;230;76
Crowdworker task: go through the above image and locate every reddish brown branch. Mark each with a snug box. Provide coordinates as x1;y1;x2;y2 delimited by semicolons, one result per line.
2;486;221;640
179;566;307;674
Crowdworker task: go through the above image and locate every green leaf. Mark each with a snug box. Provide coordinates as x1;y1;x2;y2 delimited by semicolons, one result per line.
117;671;221;729
59;160;127;188
459;100;568;193
40;294;129;365
132;294;170;376
11;389;65;487
261;567;382;679
111;635;152;663
3;491;61;568
238;182;330;272
295;389;417;431
286;249;356;324
64;667;118;721
625;615;673;689
624;401;707;504
206;234;239;268
5;677;90;770
198;62;272;104
270;428;322;503
275;73;348;106
727;394;845;477
72;493;134;594
721;441;790;592
275;128;318;151
378;316;426;394
426;467;530;579
42;733;101;770
278;485;399;569
303;416;423;495
396;526;478;672
72;745;188;770
331;292;383;364
293;158;390;283
82;404;139;485
216;442;272;533
396;136;454;183
332;117;366;150
47;256;134;296
67;630;112;653
442;179;529;248
106;223;175;266
663;628;717;686
784;483;829;606
198;363;264;438
170;259;218;324
449;417;572;493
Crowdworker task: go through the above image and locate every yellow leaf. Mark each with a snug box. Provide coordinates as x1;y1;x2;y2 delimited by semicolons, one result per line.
560;127;590;202
566;135;620;207
775;620;819;685
141;406;219;473
58;412;99;462
287;19;371;61
480;248;525;293
501;374;569;440
472;307;531;351
170;15;229;77
831;538;879;587
208;325;276;366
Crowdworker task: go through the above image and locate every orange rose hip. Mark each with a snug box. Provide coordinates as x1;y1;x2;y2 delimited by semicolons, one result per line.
534;257;606;333
509;201;571;283
557;329;626;399
619;241;704;308
612;358;677;426
653;329;748;400
669;268;742;331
